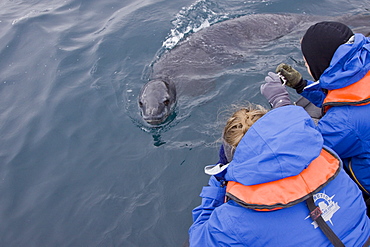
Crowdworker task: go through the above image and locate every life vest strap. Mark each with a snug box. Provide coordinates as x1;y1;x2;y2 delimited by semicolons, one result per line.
306;195;345;247
348;160;370;195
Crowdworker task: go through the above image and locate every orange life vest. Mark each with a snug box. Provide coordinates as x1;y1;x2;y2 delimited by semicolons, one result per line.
322;71;370;112
225;148;341;211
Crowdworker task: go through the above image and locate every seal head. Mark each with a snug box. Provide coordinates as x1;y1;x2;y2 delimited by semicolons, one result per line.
138;79;176;125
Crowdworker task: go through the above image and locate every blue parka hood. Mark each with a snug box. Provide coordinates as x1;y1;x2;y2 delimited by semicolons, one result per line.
320;33;370;90
225;105;323;186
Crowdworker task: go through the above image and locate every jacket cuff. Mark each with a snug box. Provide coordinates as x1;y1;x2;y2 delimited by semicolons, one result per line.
295;79;307;94
199;186;226;205
200;177;226;203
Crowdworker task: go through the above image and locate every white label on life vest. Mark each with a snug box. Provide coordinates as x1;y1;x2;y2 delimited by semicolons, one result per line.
305;191;340;228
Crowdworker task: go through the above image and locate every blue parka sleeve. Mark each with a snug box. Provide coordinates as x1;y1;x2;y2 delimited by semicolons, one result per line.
189;176;242;246
300;80;327;108
191;176;226;224
316;106;370;192
317;107;361;158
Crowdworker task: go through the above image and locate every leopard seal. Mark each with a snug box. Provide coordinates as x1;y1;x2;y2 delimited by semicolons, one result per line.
138;13;370;125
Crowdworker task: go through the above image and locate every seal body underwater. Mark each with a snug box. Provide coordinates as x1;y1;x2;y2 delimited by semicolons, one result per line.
138;13;370;125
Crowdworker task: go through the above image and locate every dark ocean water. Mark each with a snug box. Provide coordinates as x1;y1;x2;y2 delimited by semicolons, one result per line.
0;0;368;246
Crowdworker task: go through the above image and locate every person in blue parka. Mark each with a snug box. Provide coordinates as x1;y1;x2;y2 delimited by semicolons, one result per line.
275;21;370;211
188;96;370;246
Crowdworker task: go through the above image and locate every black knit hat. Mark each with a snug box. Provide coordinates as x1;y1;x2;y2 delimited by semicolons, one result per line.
301;21;353;81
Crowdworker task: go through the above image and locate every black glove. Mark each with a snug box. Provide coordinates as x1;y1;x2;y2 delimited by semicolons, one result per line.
276;63;307;93
261;72;292;109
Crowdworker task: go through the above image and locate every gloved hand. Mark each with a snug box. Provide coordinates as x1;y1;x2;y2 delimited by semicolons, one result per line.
276;63;308;92
261;72;292;109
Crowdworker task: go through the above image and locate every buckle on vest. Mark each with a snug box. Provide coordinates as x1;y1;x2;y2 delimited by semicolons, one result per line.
310;206;322;221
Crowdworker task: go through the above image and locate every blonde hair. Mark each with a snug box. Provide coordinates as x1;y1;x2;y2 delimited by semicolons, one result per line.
223;103;267;149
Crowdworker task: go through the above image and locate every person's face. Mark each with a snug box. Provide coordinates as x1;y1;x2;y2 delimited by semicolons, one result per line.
303;56;313;78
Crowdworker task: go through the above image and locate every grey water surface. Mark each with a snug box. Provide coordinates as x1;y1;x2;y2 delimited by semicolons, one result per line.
0;0;368;246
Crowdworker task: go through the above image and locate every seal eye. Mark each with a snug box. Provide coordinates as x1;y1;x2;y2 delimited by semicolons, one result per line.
163;99;170;106
139;101;143;107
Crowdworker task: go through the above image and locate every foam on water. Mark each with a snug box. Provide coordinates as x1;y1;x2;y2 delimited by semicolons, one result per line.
161;0;230;51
